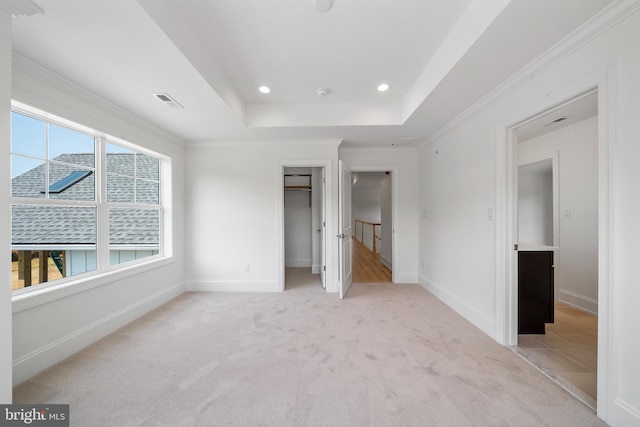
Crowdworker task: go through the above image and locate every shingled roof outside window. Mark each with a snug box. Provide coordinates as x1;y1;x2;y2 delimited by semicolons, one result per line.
12;153;160;248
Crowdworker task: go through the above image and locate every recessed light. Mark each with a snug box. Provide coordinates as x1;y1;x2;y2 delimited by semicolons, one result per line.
259;85;271;94
377;83;390;92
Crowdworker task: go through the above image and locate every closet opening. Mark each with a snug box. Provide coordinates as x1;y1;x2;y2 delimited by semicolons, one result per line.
283;167;326;290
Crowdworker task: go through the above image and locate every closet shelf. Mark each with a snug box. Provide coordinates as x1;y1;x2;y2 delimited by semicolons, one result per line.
284;174;312;204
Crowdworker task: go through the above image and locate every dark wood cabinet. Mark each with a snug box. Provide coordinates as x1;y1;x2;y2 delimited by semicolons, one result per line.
518;251;554;334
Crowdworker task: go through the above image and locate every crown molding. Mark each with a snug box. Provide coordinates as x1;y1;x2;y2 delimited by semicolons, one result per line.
0;0;43;16
12;52;185;147
188;139;343;149
339;146;418;153
418;0;640;150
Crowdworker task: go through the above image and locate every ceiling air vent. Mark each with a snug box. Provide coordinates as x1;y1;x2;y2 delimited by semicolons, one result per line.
543;116;568;127
152;93;184;109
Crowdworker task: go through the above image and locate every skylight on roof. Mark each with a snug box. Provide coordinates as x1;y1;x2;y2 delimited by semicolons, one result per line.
44;170;92;194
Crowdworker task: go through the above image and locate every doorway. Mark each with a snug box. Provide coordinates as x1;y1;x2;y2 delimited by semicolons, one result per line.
511;90;600;409
351;171;393;283
283;166;326;291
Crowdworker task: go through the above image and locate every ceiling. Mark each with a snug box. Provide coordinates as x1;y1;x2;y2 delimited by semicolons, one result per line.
10;0;613;148
353;172;387;190
517;91;598;143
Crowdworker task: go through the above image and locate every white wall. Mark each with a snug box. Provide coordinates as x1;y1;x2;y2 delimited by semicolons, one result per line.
519;117;598;313
10;60;186;386
184;141;339;292
1;7;13;403
518;166;553;245
418;5;640;424
339;148;419;283
284;167;312;267
380;173;393;268
353;188;381;224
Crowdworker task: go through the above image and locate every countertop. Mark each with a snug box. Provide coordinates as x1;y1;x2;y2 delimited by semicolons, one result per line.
517;242;560;251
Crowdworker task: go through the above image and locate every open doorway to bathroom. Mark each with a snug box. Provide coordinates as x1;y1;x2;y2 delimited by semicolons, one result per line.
514;90;599;409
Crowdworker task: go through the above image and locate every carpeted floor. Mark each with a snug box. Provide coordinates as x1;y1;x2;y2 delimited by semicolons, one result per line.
14;268;606;426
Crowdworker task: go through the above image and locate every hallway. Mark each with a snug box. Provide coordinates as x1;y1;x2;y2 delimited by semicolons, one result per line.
352;238;392;283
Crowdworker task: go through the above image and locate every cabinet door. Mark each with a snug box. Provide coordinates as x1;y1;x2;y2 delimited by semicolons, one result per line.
518;251;554;334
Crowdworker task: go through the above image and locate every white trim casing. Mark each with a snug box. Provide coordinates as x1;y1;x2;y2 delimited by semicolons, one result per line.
496;74;612;422
278;160;336;293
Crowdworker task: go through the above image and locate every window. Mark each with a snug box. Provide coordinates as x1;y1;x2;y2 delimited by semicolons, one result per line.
106;143;161;266
10;103;167;293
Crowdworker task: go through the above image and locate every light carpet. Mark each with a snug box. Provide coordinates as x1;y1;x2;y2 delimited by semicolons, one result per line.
13;268;606;426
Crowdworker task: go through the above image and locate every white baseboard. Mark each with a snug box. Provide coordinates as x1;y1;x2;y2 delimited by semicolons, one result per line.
418;274;496;340
13;282;184;386
285;258;312;268
558;289;598;316
614;398;640;427
380;255;392;270
185;280;281;292
311;264;322;274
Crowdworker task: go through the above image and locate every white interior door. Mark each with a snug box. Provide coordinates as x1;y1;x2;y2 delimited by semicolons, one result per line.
339;160;353;299
320;168;326;288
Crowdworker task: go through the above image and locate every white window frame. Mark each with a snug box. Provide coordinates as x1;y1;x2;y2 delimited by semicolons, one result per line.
10;101;171;303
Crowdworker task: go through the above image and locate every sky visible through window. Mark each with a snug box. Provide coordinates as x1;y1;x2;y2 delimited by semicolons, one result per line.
11;111;132;179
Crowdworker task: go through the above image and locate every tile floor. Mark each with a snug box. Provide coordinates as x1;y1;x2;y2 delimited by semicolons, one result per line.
518;302;597;408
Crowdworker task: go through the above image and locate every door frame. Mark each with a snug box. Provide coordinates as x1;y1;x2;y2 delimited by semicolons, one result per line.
278;160;334;293
349;165;398;283
496;76;613;419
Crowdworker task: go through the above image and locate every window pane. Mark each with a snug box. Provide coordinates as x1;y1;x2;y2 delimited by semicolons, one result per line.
11;205;97;291
52;153;96;169
106;143;135;176
49;163;94;201
11;249;96;291
11;155;46;198
107;173;135;203
136;180;159;204
106;144;160;205
136;154;159;181
11;112;46;159
49;124;95;166
109;208;160;265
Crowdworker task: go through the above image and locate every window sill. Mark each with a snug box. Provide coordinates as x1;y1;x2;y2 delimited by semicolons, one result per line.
12;255;176;314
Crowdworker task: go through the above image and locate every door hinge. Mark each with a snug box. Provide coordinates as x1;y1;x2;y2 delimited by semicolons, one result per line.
514;243;519;251
323;265;326;271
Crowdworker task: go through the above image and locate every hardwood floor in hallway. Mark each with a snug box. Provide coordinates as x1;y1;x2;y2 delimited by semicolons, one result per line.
518;302;598;409
352;238;392;283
